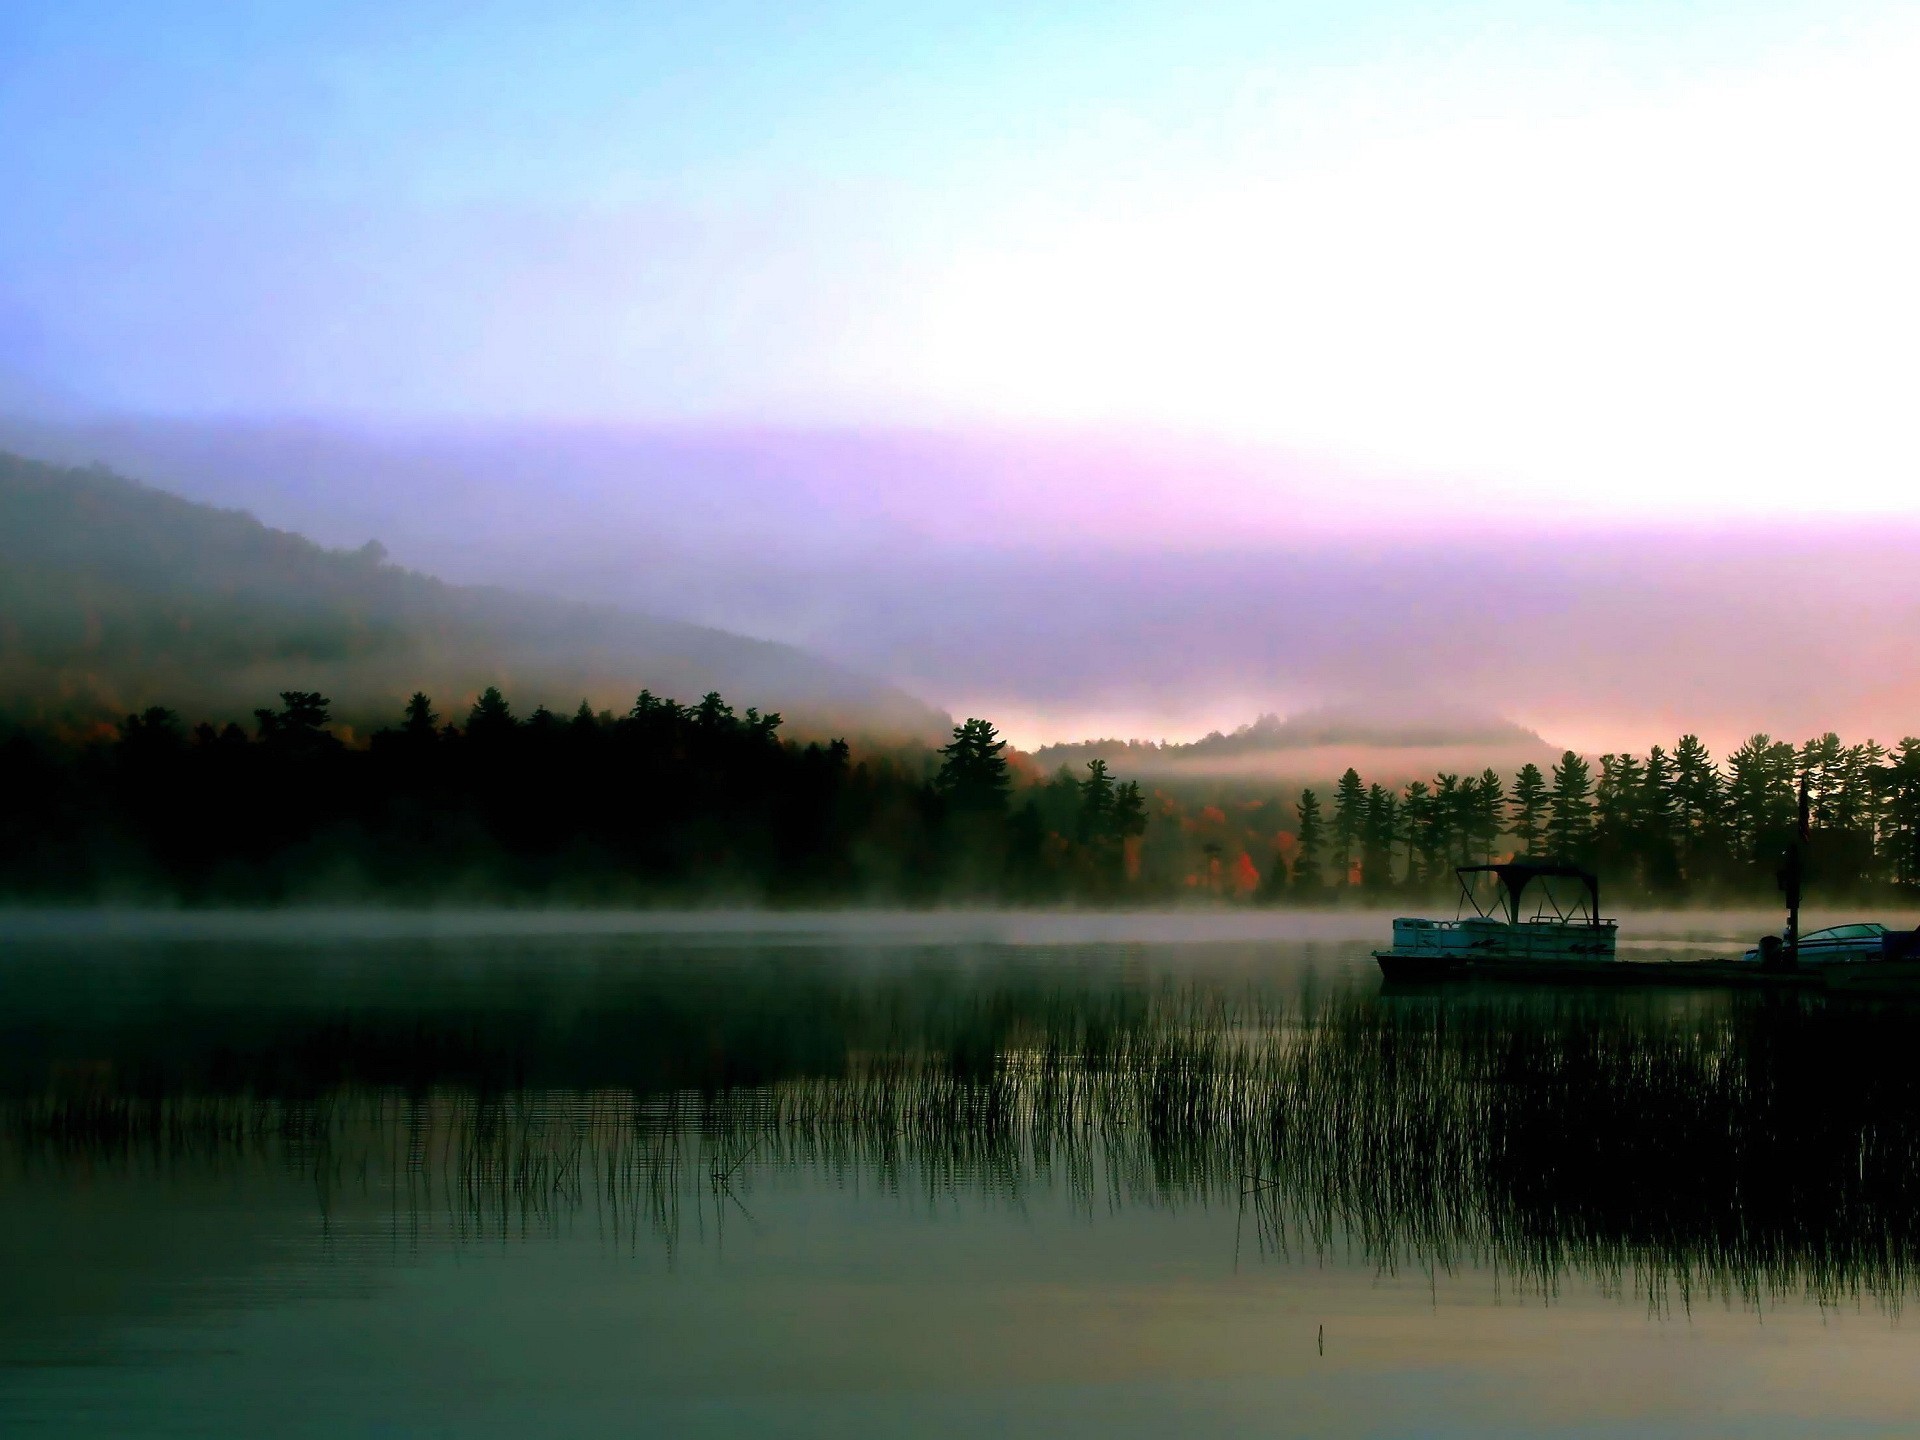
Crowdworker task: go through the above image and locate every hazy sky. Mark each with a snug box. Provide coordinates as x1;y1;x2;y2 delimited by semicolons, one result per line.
6;1;1919;520
7;3;1920;750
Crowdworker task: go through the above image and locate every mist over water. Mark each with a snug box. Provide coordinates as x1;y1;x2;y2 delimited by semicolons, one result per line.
9;913;1920;1436
0;906;1884;948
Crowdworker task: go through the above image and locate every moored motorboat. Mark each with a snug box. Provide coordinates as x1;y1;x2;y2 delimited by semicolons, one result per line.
1740;923;1889;966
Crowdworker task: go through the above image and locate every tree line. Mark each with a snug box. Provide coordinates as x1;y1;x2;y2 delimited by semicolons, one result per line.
0;688;1145;905
1259;735;1920;902
9;696;1920;907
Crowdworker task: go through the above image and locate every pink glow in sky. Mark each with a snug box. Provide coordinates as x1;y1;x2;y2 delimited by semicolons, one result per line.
14;416;1919;757
7;2;1920;750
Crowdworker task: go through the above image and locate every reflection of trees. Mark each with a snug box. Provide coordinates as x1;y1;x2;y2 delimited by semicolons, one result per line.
12;986;1920;1311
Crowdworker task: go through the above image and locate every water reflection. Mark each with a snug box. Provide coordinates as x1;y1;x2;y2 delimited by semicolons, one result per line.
8;935;1920;1317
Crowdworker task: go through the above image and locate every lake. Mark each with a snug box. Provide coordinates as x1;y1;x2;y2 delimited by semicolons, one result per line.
4;910;1919;1437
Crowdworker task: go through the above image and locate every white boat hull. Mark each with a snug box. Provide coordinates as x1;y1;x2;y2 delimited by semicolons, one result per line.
1387;916;1618;964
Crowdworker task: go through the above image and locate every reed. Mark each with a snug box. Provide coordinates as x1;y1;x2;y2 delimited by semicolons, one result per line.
9;984;1920;1311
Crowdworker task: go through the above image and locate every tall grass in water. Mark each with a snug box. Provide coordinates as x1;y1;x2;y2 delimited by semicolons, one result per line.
8;987;1920;1311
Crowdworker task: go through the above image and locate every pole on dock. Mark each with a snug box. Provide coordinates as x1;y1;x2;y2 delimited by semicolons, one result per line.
1776;774;1810;971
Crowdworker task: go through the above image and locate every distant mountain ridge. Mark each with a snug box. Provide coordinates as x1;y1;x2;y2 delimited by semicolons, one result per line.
1033;707;1558;785
0;451;947;740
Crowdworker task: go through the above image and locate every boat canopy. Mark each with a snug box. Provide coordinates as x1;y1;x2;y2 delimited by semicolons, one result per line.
1456;863;1603;927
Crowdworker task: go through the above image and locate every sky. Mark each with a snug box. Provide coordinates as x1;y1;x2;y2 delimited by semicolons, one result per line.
6;1;1920;745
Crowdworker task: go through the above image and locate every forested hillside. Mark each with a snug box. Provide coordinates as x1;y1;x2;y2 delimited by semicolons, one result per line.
0;451;945;740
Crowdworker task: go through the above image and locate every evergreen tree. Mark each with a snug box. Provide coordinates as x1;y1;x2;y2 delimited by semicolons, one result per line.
1400;781;1434;887
1638;745;1680;893
1112;781;1148;845
1668;734;1722;879
254;691;338;756
402;692;439;739
1724;733;1796;865
1330;767;1366;886
1834;741;1882;834
1886;739;1920;887
1545;751;1594;860
693;691;736;733
1292;789;1325;895
1076;759;1117;843
466;686;515;739
1362;783;1397;890
1470;767;1506;864
121;705;185;751
1510;763;1547;857
1594;752;1645;881
936;718;1012;815
1431;773;1463;866
1799;733;1845;828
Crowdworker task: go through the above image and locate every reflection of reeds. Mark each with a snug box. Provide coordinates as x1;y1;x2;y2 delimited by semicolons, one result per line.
9;988;1920;1312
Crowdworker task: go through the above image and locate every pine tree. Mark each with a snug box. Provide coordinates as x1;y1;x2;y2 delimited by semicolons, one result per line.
256;691;338;755
1400;781;1434;887
466;686;515;739
693;691;736;733
402;692;438;739
1362;783;1397;890
1638;745;1680;893
1471;767;1506;864
1833;742;1877;833
1429;773;1462;866
1510;763;1547;857
1545;751;1594;859
1886;739;1920;887
1724;733;1796;865
1076;759;1117;843
1293;789;1325;895
1799;733;1845;827
1330;767;1366;887
1668;734;1722;880
1595;752;1645;882
936;718;1012;815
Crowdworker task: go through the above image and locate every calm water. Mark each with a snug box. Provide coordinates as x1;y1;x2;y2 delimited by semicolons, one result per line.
5;910;1920;1437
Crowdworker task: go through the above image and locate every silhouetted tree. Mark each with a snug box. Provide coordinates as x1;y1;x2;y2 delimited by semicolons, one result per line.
1470;767;1506;864
1077;759;1115;840
1638;745;1681;893
1594;752;1645;879
1510;764;1547;857
1362;783;1397;891
937;718;1012;815
1330;767;1366;887
1400;780;1435;887
1293;789;1325;896
1887;739;1920;887
466;686;516;740
1112;780;1147;847
1725;733;1796;869
1546;751;1594;860
1668;734;1722;880
1430;773;1463;867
